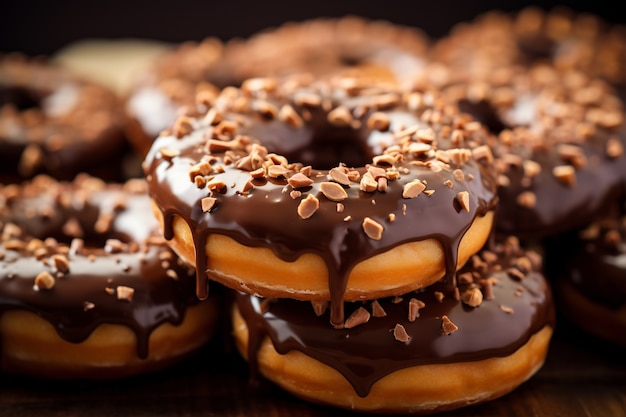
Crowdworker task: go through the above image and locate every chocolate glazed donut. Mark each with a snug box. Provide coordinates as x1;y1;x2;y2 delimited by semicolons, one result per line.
0;53;130;183
232;236;555;414
143;76;499;327
0;174;218;379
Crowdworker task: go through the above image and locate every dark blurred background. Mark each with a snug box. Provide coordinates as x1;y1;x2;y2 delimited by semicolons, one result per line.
1;0;625;56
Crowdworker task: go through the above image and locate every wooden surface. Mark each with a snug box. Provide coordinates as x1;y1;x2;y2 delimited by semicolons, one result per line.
1;312;624;417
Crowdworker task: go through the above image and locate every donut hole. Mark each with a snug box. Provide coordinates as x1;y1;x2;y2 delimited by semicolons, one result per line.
0;86;42;111
247;107;376;170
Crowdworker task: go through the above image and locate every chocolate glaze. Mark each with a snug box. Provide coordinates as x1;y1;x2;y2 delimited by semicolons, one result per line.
547;212;626;309
236;237;555;397
0;53;129;183
0;175;200;358
143;78;499;326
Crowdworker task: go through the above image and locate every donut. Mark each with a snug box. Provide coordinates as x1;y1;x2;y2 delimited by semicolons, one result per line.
0;174;218;379
125;16;430;156
420;17;626;240
0;53;130;183
143;75;499;327
546;209;626;347
232;236;555;414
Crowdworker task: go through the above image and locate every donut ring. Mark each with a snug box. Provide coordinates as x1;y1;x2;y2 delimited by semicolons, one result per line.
0;174;218;379
547;210;626;347
232;236;555;414
0;53;130;183
144;76;499;326
125;16;430;156
422;39;626;239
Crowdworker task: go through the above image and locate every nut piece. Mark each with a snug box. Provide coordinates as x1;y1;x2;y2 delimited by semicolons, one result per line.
34;271;55;290
461;287;483;307
201;197;217;213
371;300;387;317
552;165;576;187
402;179;426;199
297;194;319;219
288;172;314;188
408;298;426;322
319;182;348;201
310;300;328;317
116;286;135;302
362;217;384;240
327;106;353;127
51;254;70;274
367;112;390;131
441;315;459;335
456;191;471;212
393;323;411;344
344;307;371;328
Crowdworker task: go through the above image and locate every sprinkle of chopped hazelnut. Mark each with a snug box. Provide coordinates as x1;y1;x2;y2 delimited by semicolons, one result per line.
500;305;514;314
461;287;483;307
158;147;180;161
51;254;70;274
278;104;303;128
393;323;411;344
408;298;426;321
362;217;384;240
311;300;328;317
327;106;352;127
402;179;426;198
201;197;217;213
34;271;55;290
441;315;459;335
606;138;624;159
516;191;537;208
116;286;135;302
328;167;350;185
552;165;576;187
367;112;391;131
83;301;95;311
434;291;445;302
297;194;319;219
344;307;371;329
319;182;348;201
371;300;387;317
456;191;471;212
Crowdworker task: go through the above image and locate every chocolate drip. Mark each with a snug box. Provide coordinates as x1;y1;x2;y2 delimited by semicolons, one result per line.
145;80;499;325
236;239;555;397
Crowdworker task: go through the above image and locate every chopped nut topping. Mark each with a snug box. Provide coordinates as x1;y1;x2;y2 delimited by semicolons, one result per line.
359;172;378;192
362;217;384;240
393;323;411;344
402;179;426;198
328;167;350;185
523;160;541;178
51;254;70;274
441;315;459;335
327;106;353;127
606;138;624;159
278;104;303;128
456;191;471;212
173;116;193;138
201;197;217;213
34;271;55;290
311;300;328;316
461;287;483;307
371;300;387;317
500;305;514;314
516;191;537;208
158;147;180;161
453;169;465;182
408;298;425;321
552;165;576;187
344;307;371;328
116;286;135;302
367;112;390;131
434;291;445;302
297;194;319;219
83;301;95;311
319;182;348;201
471;145;494;163
287;172;313;189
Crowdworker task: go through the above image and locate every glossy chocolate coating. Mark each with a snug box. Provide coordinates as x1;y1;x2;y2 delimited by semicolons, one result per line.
0;175;200;358
549;213;626;309
143;79;499;325
236;238;555;397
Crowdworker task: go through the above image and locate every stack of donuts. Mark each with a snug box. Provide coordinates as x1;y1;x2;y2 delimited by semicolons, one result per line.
0;5;624;415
